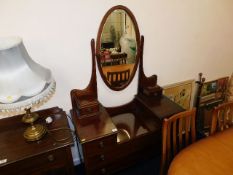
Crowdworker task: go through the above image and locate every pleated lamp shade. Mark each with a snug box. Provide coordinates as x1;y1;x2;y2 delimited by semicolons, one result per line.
0;37;56;116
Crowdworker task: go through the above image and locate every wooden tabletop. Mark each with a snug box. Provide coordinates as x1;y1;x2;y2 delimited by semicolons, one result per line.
135;94;184;120
168;128;233;175
71;105;117;143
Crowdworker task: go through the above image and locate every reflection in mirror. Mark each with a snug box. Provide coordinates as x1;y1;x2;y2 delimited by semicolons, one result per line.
101;9;136;64
97;6;139;90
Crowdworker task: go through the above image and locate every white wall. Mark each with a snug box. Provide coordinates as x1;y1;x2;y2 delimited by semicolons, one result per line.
0;0;233;111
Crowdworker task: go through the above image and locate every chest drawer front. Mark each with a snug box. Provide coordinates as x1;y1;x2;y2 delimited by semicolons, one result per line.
1;147;69;175
84;151;115;168
79;104;99;116
83;134;117;156
87;167;109;175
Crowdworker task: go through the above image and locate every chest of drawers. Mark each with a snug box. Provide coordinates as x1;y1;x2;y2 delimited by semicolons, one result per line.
0;107;74;175
72;106;118;175
82;134;117;174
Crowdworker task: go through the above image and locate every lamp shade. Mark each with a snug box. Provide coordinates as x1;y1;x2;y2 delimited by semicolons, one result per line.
0;37;56;116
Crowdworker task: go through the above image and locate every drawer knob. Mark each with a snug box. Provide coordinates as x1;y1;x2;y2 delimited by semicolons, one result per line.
47;154;55;162
99;141;104;148
100;154;105;161
101;168;106;174
87;108;92;112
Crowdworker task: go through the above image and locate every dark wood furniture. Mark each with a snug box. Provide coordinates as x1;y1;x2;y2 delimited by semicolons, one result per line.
70;5;184;175
70;36;184;174
0;107;74;175
210;101;233;135
160;108;196;175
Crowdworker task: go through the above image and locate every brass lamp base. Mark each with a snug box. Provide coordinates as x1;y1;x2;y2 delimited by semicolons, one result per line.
22;108;47;141
22;109;39;124
23;124;47;141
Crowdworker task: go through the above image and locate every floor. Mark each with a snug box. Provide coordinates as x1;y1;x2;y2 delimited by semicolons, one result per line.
75;155;160;175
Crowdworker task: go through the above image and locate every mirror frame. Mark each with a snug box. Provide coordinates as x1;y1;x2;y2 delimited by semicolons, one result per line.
96;5;140;91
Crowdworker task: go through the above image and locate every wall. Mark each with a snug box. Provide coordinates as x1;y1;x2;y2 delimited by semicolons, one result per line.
1;0;233;110
1;0;233;165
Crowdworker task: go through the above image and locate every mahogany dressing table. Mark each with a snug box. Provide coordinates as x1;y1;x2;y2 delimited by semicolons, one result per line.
70;5;183;175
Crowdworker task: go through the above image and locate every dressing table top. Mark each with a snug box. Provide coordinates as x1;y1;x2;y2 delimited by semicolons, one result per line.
71;105;117;143
135;94;184;120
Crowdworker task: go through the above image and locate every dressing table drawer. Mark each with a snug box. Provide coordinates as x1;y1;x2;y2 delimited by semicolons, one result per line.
83;135;117;175
83;134;117;156
87;167;110;175
84;152;116;167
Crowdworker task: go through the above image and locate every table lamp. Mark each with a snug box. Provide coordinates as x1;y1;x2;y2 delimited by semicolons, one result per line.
0;36;56;141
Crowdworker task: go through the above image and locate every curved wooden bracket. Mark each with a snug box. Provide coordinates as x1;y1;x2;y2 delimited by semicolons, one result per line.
138;35;162;97
70;39;99;119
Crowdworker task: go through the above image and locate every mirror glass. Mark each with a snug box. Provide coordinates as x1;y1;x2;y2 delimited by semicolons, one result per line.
96;6;140;91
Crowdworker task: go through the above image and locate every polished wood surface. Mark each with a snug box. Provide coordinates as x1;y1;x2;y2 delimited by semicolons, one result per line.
71;74;184;175
135;94;184;120
72;97;180;174
168;127;233;175
0;107;74;175
71;105;117;143
70;7;185;173
138;36;163;96
70;37;184;174
160;108;196;175
70;39;99;120
102;63;134;78
210;101;233;135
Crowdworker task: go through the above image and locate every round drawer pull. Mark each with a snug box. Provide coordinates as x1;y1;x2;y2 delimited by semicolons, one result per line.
101;168;106;174
47;154;55;162
99;141;104;148
87;108;92;112
100;154;105;161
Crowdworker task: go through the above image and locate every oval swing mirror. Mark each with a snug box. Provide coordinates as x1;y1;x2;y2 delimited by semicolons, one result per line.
96;5;140;91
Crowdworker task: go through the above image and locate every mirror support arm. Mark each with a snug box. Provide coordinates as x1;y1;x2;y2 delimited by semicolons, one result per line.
70;39;100;119
138;35;163;97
